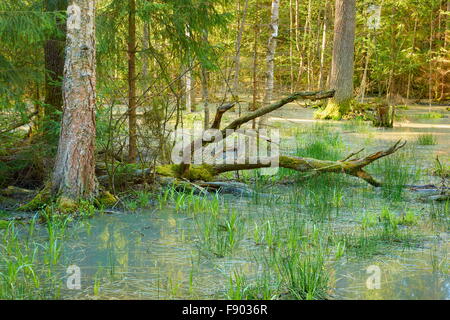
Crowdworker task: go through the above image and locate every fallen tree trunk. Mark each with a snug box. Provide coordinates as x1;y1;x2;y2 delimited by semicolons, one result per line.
180;90;335;176
153;140;407;187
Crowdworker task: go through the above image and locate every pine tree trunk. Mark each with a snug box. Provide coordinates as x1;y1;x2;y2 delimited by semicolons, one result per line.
52;0;97;201
318;0;356;119
127;0;138;162
259;0;280;127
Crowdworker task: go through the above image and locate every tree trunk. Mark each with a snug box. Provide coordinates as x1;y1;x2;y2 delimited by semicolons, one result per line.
289;0;294;93
142;22;150;83
259;0;280;127
127;0;138;162
52;0;97;201
232;0;249;108
251;22;260;129
43;0;67;144
201;33;210;130
185;68;193;113
318;0;329;89
318;0;356;119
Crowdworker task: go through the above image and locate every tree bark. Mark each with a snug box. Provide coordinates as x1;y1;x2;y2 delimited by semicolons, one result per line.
52;0;97;201
127;0;138;162
318;0;356;119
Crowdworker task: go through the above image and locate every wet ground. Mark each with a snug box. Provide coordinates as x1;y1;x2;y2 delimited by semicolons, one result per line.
2;103;449;300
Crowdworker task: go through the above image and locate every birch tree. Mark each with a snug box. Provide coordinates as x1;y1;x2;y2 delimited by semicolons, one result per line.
232;0;249;108
52;0;97;203
259;0;280;127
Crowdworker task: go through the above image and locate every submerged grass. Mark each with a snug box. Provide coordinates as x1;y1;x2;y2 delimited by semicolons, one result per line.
416;134;437;145
0;214;69;299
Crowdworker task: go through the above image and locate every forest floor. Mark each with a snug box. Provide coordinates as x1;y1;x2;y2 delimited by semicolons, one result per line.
0;102;449;300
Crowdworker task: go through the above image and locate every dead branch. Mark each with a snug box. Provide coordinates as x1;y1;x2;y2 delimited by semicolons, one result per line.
0;111;38;135
180;90;335;177
210;103;235;129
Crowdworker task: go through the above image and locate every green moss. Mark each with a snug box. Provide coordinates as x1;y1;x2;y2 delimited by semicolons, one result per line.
279;156;304;168
314;99;356;120
56;196;78;214
17;186;51;212
156;164;215;181
95;191;118;207
185;165;215;181
156;164;181;177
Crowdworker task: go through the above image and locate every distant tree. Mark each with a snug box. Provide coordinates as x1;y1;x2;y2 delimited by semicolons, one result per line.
259;0;280;127
43;0;68;144
316;0;356;119
127;0;137;162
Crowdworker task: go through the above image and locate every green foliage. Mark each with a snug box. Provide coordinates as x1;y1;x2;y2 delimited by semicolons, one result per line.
416;133;437;145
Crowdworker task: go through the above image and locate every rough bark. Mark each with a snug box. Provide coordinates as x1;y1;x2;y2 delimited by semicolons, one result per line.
51;0;97;201
318;0;356;119
259;0;280;127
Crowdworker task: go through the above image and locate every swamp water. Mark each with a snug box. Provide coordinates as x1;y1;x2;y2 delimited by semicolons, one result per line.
1;104;449;300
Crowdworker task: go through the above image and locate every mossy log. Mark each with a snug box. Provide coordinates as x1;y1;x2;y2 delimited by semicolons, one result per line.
154;140;407;187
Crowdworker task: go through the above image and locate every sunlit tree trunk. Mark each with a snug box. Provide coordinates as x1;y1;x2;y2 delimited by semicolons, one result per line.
259;0;280;127
305;0;312;90
251;22;260;129
232;0;249;109
318;0;329;89
201;32;210;129
52;0;97;200
127;0;138;162
318;0;356;119
406;18;418;100
289;0;294;93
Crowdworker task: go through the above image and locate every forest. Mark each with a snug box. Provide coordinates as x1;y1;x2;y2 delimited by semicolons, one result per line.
0;0;449;300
